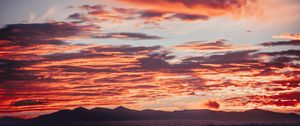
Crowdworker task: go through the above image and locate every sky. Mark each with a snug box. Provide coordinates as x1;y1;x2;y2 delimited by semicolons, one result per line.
0;0;300;118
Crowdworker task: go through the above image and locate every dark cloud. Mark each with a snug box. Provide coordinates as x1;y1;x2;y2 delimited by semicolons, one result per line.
113;7;137;15
272;79;300;88
136;48;261;71
184;50;258;64
137;10;210;23
175;40;232;50
67;13;91;22
260;50;300;57
0;21;100;87
68;13;84;20
11;99;47;106
48;65;116;73
93;32;162;40
164;0;248;8
89;45;161;54
0;22;99;46
139;10;164;18
0;59;57;85
69;3;216;25
79;4;106;11
0;43;163;96
167;13;209;21
225;92;300;107
42;50;112;61
204;100;220;109
260;40;300;46
138;52;175;70
71;4;126;23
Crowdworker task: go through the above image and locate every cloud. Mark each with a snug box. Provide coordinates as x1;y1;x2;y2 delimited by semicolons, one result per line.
118;0;258;18
11;100;47;106
136;10;211;23
271;79;300;88
79;4;106;11
67;13;92;22
175;40;232;51
138;10;164;19
204;100;220;109
69;4;125;23
166;13;209;21
259;50;300;57
0;19;299;117
0;21;101;62
174;40;260;52
36;6;57;22
0;22;99;46
196;50;258;64
133;85;159;89
260;40;300;46
68;3;220;25
28;12;36;23
225;92;300;107
138;52;175;70
273;33;300;40
27;6;57;23
93;32;162;40
1;42;299;116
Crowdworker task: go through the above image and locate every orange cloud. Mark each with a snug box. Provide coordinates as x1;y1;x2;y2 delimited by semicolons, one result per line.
174;40;260;52
118;0;260;19
1;20;300;118
225;92;300;108
273;33;300;40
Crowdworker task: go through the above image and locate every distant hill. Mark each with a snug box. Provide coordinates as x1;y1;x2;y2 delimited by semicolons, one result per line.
1;106;300;126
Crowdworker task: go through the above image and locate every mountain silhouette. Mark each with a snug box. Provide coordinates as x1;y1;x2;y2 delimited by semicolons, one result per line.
1;107;300;126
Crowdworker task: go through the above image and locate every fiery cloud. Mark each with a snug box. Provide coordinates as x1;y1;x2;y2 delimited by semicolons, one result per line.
119;0;260;19
0;0;300;119
225;92;300;107
1;31;299;117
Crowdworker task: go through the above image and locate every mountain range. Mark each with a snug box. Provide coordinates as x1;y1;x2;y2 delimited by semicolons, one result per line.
1;106;300;126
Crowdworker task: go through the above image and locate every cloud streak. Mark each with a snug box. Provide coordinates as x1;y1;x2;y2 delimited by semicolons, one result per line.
273;33;300;40
93;32;162;40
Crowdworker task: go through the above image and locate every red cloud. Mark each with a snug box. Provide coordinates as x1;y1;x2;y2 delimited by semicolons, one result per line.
119;0;258;18
225;92;300;107
204;100;220;109
1;19;300;118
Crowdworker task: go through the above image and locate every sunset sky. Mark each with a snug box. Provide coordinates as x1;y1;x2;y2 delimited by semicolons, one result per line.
0;0;300;118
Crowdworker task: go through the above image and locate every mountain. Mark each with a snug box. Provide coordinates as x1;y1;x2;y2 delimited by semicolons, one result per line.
1;107;300;126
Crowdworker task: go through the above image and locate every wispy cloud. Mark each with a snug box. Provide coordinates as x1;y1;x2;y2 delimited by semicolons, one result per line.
273;33;300;40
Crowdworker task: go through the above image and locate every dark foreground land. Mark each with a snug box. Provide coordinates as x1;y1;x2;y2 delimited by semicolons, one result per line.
1;106;299;126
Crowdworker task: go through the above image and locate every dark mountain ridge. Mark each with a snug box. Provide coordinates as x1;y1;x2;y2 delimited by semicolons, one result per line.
32;107;300;122
1;107;300;126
